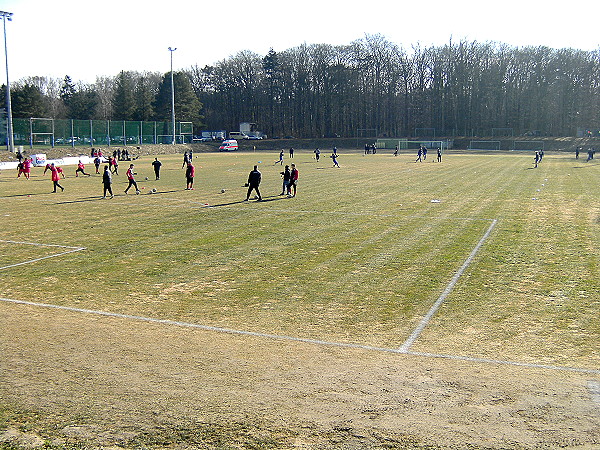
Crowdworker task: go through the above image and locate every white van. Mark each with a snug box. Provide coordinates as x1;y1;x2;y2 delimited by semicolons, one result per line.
219;139;238;151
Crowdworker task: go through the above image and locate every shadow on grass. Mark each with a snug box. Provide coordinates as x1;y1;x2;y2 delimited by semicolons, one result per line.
208;195;289;208
55;196;107;204
0;191;54;198
257;195;290;203
572;162;600;168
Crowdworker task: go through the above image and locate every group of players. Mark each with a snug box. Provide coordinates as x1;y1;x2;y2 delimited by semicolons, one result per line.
12;144;442;199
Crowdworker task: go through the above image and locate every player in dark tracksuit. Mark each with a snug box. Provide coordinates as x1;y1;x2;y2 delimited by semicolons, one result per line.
152;158;162;180
102;165;113;198
245;165;262;201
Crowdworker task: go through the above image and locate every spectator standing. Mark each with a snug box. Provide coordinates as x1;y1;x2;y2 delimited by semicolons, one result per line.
289;163;299;197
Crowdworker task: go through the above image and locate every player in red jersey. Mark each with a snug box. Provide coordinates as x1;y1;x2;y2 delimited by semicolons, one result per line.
185;162;195;190
75;160;91;177
124;164;139;194
49;163;64;193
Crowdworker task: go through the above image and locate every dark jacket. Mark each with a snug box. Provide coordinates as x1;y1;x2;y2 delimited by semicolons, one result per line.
248;169;261;186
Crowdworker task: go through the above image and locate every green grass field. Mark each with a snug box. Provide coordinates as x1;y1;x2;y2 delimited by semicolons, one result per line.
1;149;598;370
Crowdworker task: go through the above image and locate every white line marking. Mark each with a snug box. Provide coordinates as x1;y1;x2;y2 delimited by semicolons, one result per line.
0;240;86;270
588;381;600;406
399;219;498;352
0;239;83;249
1;296;598;375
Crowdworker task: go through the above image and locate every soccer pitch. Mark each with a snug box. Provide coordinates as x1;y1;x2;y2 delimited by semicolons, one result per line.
1;149;599;447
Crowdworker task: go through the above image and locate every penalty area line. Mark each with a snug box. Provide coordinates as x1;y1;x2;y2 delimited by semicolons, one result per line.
399;218;498;353
0;240;86;271
588;381;600;406
1;296;598;375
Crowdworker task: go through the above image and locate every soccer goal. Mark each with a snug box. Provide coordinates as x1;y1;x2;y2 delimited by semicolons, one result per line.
469;140;501;151
29;118;54;147
512;140;545;151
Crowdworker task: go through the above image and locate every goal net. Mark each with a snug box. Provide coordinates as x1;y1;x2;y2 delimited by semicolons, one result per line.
30;118;54;146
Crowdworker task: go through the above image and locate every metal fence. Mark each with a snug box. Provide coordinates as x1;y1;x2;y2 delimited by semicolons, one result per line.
10;118;194;148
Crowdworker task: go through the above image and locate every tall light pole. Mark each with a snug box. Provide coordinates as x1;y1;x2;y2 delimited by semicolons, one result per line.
168;47;177;145
1;11;14;153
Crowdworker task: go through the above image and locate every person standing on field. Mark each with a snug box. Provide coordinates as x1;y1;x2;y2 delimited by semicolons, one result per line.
22;157;32;179
124;163;140;194
437;148;442;162
289;163;298;197
102;165;113;198
185;161;195;190
280;165;291;196
50;163;64;193
245;165;262;201
152;157;162;180
94;155;101;174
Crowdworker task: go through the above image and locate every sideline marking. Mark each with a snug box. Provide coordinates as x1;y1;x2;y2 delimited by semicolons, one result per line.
399;219;498;353
0;240;86;271
588;381;600;406
1;297;598;375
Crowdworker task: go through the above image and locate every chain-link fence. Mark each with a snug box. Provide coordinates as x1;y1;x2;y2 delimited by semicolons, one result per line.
10;118;194;149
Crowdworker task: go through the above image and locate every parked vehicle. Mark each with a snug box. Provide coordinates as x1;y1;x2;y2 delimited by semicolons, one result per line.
219;139;238;151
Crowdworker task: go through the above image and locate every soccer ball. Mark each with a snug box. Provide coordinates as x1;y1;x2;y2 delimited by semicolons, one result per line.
151;188;157;193
221;189;225;193
145;177;148;180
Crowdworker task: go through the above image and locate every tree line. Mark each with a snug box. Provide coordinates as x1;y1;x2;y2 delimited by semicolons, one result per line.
3;34;599;138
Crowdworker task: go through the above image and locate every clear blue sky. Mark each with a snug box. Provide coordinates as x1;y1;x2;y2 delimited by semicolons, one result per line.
2;0;598;83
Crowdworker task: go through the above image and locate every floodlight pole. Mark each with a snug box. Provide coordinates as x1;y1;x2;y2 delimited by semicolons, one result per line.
1;11;14;153
168;47;177;145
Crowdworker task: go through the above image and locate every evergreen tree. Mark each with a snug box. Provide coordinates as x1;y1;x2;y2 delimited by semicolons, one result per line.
154;71;203;128
11;83;49;118
59;75;76;117
113;71;136;120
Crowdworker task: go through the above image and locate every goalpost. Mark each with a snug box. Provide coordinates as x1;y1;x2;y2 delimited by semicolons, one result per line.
179;122;193;144
29;118;54;147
